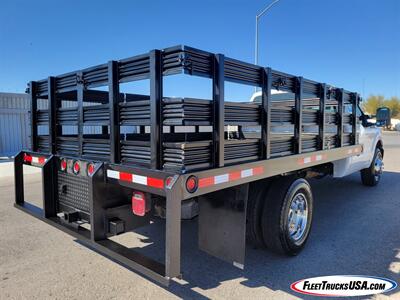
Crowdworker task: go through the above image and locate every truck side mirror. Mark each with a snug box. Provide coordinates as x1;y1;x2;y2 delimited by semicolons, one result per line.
375;120;385;127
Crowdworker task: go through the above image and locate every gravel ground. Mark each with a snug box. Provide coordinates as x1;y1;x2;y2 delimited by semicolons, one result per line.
0;131;399;299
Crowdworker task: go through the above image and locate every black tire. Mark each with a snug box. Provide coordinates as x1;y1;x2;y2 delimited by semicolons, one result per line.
361;147;383;186
261;176;313;256
246;179;272;248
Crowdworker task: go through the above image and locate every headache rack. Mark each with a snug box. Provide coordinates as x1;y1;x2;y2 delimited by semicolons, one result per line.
15;45;361;285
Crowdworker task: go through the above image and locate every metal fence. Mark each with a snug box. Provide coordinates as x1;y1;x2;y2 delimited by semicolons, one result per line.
0;92;101;157
0;93;31;157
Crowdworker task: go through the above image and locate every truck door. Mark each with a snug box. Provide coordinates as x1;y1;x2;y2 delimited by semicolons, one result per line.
349;106;377;171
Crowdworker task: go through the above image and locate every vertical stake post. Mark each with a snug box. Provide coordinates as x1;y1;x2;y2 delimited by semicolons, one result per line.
319;83;327;150
294;77;303;154
337;88;344;147
29;81;38;152
108;61;120;163
149;50;163;169
212;54;225;167
352;93;358;145
48;77;57;154
261;67;272;159
77;72;84;156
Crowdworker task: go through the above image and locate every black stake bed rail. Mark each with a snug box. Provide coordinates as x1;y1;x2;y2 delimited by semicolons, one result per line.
15;45;361;286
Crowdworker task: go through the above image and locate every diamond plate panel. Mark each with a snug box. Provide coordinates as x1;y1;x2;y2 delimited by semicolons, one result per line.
58;171;90;212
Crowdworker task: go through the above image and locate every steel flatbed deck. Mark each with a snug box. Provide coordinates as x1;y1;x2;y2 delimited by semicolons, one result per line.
14;45;361;285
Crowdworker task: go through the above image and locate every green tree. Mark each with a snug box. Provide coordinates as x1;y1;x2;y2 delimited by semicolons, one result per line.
362;95;385;115
363;95;400;118
383;97;400;118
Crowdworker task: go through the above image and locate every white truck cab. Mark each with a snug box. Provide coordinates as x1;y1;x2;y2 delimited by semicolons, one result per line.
333;105;383;179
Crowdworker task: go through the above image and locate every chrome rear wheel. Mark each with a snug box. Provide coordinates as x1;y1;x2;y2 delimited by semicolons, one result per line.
373;151;384;182
287;193;308;243
361;147;383;186
262;176;313;256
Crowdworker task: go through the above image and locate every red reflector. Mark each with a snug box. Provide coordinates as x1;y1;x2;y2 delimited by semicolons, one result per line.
186;176;198;193
73;161;80;174
165;176;173;187
132;191;146;216
229;171;241;181
60;159;67;171
147;177;164;189
253;166;264;175
119;172;132;182
23;153;32;163
198;177;213;188
87;163;95;176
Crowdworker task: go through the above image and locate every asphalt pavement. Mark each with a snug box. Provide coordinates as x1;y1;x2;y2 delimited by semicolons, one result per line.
1;131;399;299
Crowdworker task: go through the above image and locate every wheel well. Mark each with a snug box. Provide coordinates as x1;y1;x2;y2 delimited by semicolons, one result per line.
377;140;384;157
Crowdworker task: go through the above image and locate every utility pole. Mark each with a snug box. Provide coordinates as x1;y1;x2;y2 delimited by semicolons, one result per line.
255;0;281;66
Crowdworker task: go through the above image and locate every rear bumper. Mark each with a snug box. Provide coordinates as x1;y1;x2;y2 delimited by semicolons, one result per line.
14;151;183;286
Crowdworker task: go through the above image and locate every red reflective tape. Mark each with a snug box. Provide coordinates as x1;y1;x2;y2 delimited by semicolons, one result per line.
229;171;241;181
38;157;45;164
253;166;264;175
147;177;164;189
297;158;304;165
119;172;132;182
23;154;32;163
198;177;214;188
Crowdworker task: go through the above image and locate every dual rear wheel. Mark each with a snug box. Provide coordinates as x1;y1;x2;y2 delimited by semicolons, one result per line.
247;176;313;256
361;147;383;186
249;147;383;255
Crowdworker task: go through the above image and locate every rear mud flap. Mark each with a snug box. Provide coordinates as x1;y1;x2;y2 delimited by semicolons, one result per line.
198;183;248;269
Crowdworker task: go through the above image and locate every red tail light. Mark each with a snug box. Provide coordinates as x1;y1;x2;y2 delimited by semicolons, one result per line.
165;176;173;188
73;161;80;174
87;163;95;176
23;153;32;163
186;176;198;193
132;191;148;216
60;159;67;171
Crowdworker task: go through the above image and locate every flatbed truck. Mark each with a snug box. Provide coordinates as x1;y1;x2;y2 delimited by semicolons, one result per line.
14;45;383;286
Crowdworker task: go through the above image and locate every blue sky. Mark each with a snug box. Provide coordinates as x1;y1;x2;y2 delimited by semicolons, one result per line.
0;0;399;101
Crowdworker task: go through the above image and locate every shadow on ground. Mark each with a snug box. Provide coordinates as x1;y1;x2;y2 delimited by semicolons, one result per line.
76;170;400;299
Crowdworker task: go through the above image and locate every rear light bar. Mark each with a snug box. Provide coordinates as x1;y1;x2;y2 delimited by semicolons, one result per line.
23;153;46;165
58;159;97;176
